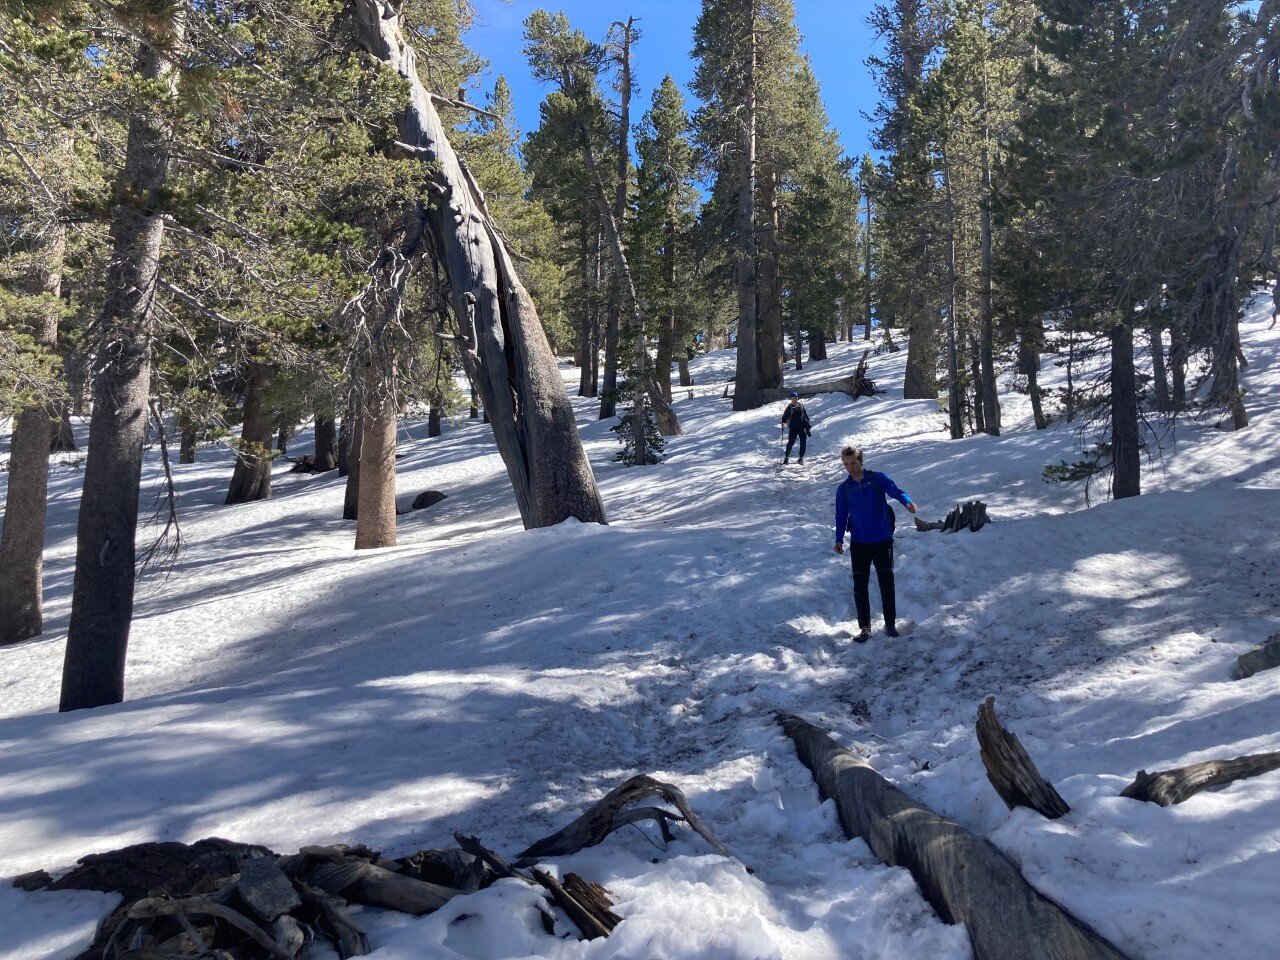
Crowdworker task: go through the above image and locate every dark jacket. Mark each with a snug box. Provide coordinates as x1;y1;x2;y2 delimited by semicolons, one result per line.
835;470;913;544
781;402;811;436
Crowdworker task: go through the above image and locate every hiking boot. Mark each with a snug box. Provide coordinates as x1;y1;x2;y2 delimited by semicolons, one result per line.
885;624;900;638
783;457;789;465
855;626;871;643
798;458;804;465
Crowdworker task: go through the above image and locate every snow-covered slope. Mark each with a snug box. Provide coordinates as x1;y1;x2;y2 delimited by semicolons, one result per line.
2;300;1278;959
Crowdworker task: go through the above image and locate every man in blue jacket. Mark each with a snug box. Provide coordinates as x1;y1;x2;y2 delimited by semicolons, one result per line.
834;445;917;641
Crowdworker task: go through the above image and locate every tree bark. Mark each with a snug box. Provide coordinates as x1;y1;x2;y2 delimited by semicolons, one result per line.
1110;321;1140;499
577;224;593;397
733;6;761;411
343;381;363;522
314;414;338;471
0;210;65;646
978;109;1000;435
780;714;1132;960
976;697;1070;820
337;389;356;477
678;347;692;387
352;0;606;528
943;149;963;439
50;402;76;451
225;365;274;504
1169;324;1187;412
179;425;197;464
757;163;784;390
1020;334;1048;430
863;181;873;341
1148;323;1169;413
61;14;183;712
354;361;397;550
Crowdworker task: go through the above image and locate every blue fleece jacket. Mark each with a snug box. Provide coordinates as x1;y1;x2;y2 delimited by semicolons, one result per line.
835;470;913;545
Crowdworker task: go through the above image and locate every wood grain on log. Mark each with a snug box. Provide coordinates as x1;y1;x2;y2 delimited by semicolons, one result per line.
515;774;735;866
1121;751;1280;806
127;896;293;960
530;868;616;940
779;712;1131;960
295;881;371;958
1231;636;1280;680
977;697;1070;819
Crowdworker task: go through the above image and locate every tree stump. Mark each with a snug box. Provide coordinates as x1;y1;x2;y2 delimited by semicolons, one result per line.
976;697;1070;819
1121;751;1280;806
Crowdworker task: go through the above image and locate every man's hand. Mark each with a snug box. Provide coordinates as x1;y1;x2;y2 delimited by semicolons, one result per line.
834;542;844;554
907;502;918;514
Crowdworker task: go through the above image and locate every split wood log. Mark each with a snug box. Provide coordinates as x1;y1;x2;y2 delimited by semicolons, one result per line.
1120;750;1280;806
272;914;306;957
976;697;1070;819
454;833;530;884
530;868;616;940
515;774;736;866
779;713;1132;960
563;873;623;933
237;854;301;921
127;896;294;960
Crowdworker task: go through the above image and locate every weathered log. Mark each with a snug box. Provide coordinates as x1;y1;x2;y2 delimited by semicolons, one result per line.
916;500;990;533
1120;750;1280;806
976;697;1070;819
529;868;616;940
283;847;461;915
779;713;1131;960
271;914;306;957
759;355;880;404
1231;635;1280;680
295;881;371;958
515;774;736;866
563;873;622;932
41;838;273;900
128;896;293;960
237;854;301;922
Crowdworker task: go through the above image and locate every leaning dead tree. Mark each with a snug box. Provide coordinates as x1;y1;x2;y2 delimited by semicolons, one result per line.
779;713;1131;960
1121;751;1280;807
351;0;606;529
760;349;881;403
977;697;1070;820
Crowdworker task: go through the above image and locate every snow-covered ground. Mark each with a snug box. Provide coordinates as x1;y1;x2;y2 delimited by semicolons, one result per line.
2;300;1278;959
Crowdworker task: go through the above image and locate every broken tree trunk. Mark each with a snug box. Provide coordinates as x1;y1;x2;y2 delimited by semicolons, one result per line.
516;774;736;866
779;713;1131;960
352;0;606;529
977;697;1070;819
1120;751;1280;807
1231;634;1280;680
916;500;990;533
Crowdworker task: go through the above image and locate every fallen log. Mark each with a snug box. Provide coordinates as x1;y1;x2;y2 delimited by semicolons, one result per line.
779;712;1131;960
282;846;462;915
915;500;990;533
515;774;736;866
976;697;1070;820
127;896;293;960
529;868;616;940
1231;635;1280;680
1120;750;1280;806
295;880;371;958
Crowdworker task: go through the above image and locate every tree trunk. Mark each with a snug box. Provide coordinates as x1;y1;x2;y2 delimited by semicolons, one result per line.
809;328;827;362
343;394;363;521
1169;324;1187;411
733;7;760;412
352;0;606;528
577;225;593;397
1147;323;1169;413
589;229;602;397
61;15;183;712
863;184;873;341
1020;334;1048;430
276;421;291;455
337;390;356;477
428;403;442;438
654;223;676;403
1111;321;1140;499
943;150;962;440
678;348;692;387
314;414;338;471
600;300;620;419
50;402;76;451
978;112;1000;435
757;163;784;390
469;384;479;420
0;208;65;646
179;425;197;464
225;365;274;504
971;332;985;435
354;362;397;550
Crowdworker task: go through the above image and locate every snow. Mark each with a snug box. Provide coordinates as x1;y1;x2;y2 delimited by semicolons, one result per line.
2;301;1279;958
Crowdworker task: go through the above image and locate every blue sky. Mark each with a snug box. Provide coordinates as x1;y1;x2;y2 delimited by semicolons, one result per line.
463;0;885;161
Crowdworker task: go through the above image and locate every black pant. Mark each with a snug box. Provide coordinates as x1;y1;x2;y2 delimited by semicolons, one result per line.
850;539;895;628
785;430;807;460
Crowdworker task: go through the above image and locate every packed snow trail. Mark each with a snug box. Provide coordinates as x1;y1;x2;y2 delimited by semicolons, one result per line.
2;299;1279;958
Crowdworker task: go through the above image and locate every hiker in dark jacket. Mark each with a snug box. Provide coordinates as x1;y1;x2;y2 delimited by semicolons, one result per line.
833;445;916;641
781;393;811;464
